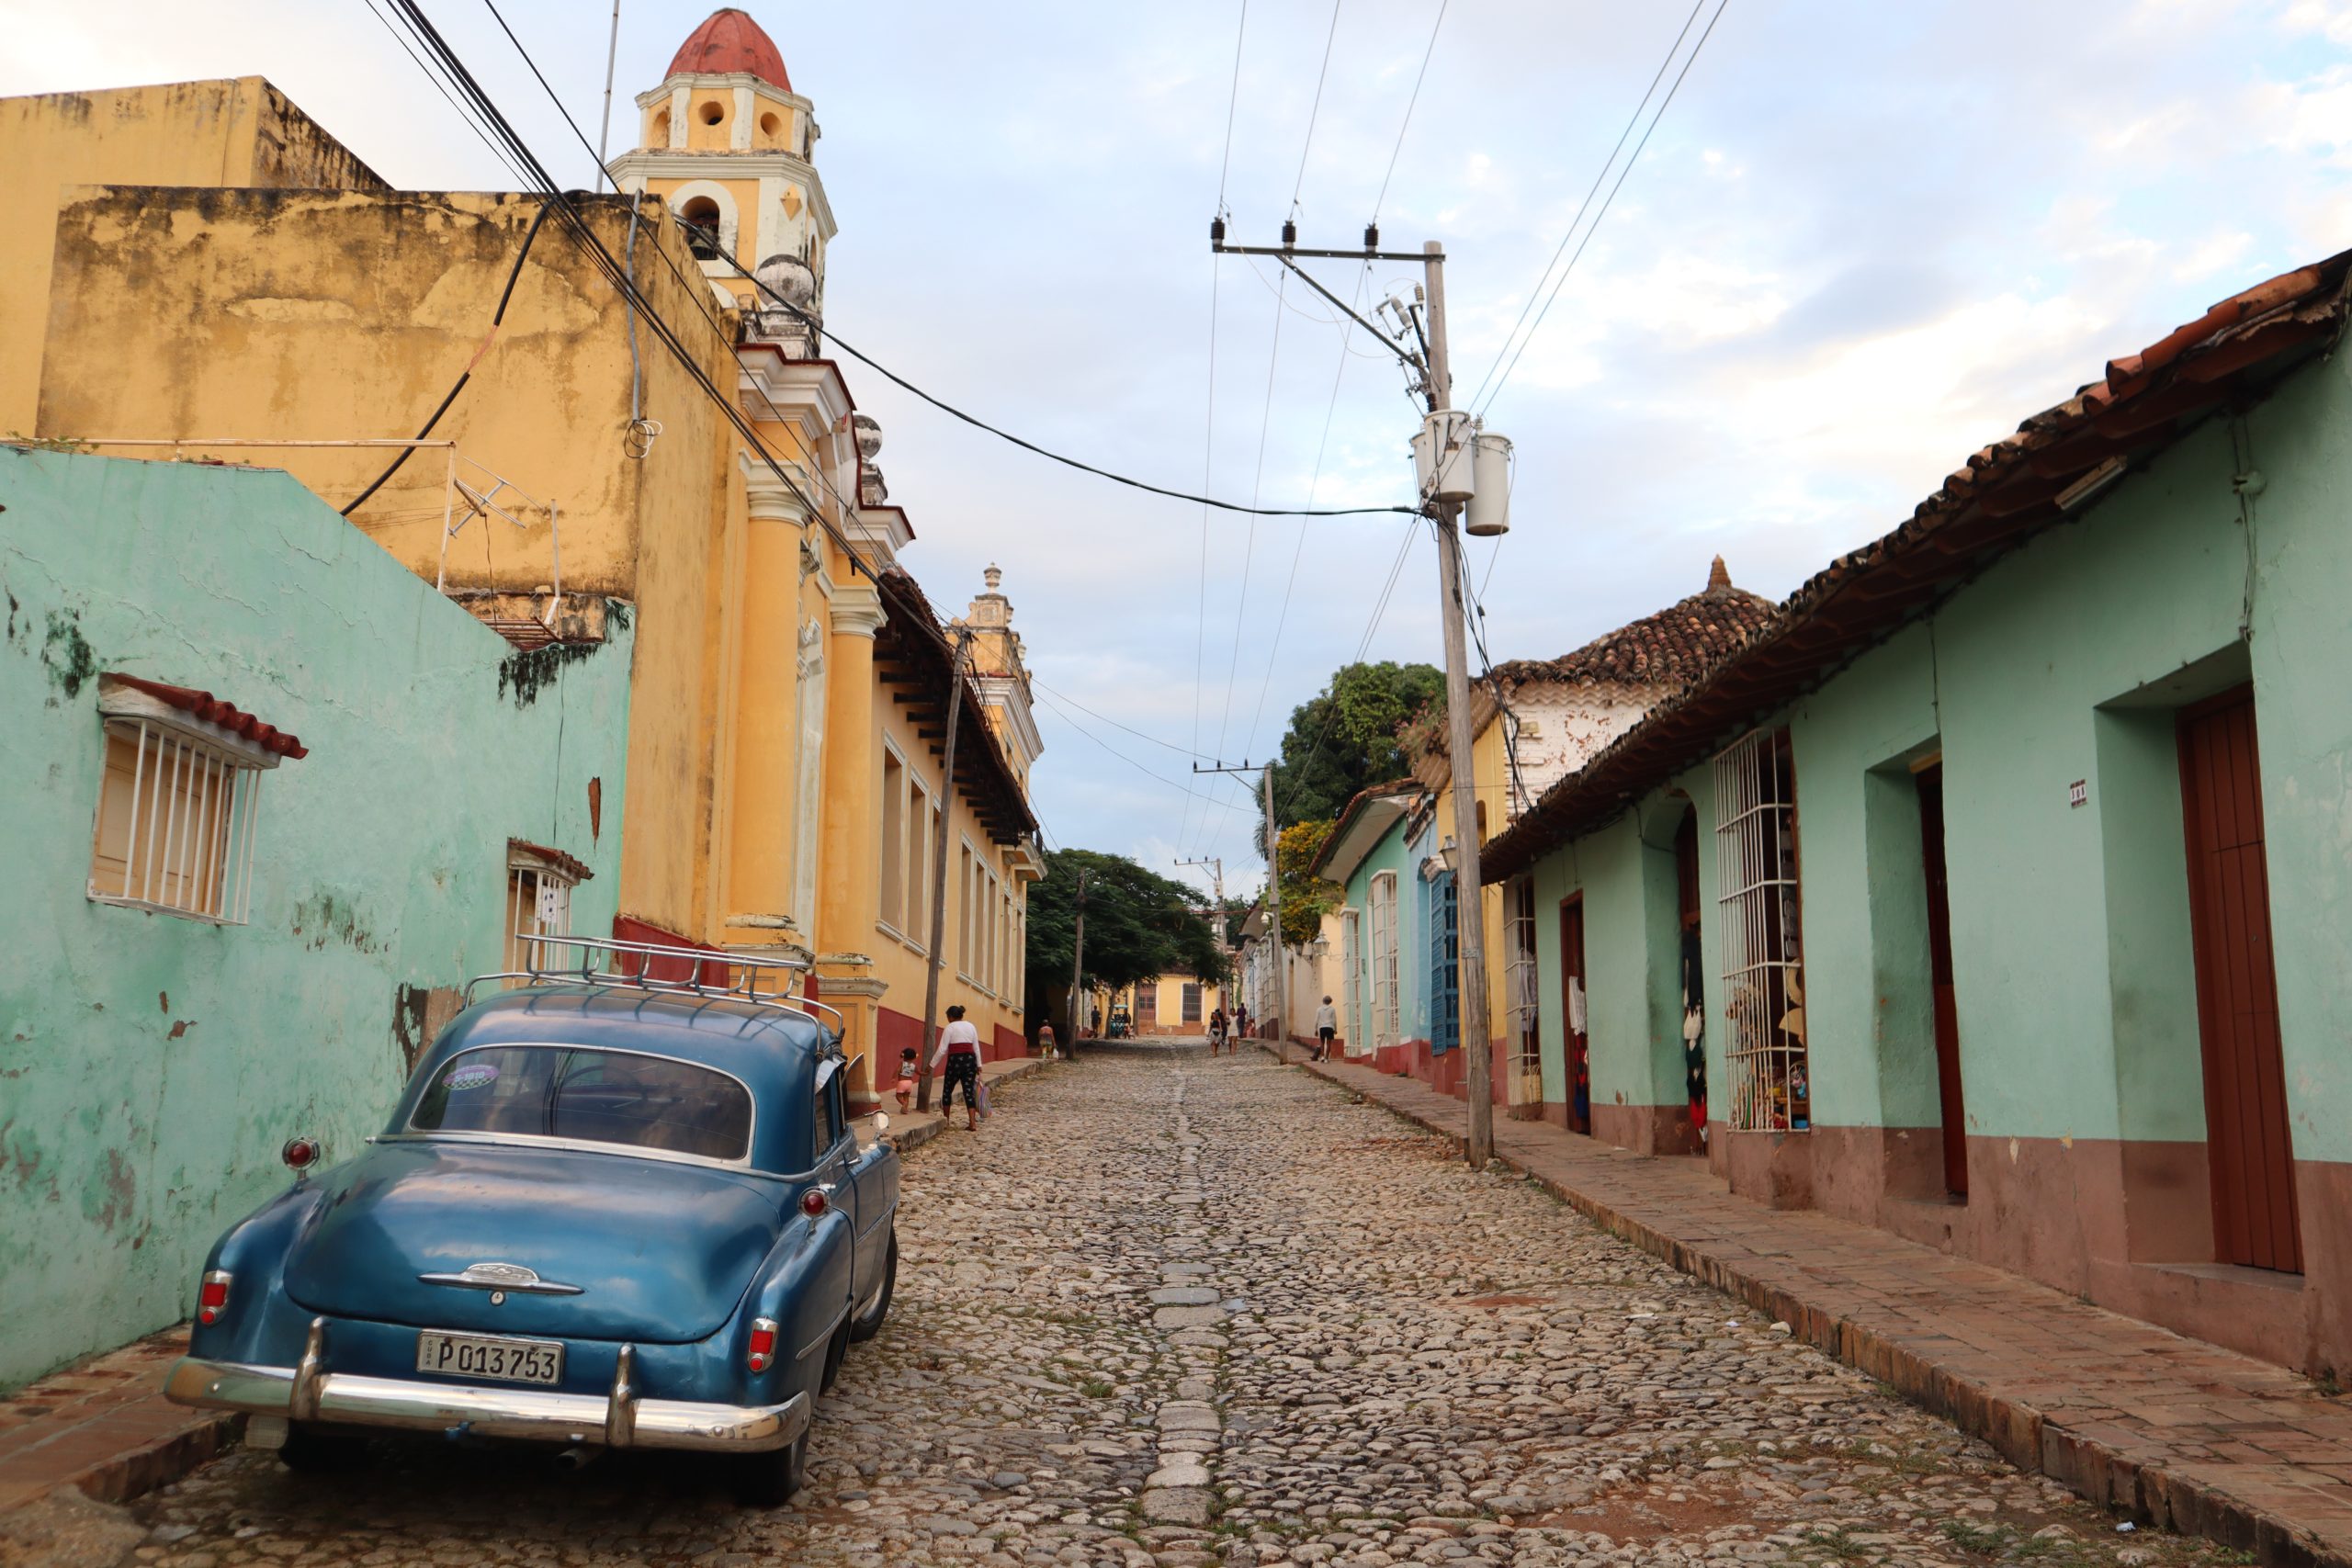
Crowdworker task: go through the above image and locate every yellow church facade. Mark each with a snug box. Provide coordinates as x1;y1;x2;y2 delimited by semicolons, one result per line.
4;7;1042;1107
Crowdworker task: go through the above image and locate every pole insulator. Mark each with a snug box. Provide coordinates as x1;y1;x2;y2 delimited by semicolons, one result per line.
1281;219;1297;248
1210;216;1227;246
1364;222;1379;252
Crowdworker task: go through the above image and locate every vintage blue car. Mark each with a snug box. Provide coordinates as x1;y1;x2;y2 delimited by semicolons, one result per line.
164;939;900;1505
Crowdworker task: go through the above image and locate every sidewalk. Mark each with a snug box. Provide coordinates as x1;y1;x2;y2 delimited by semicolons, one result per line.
1272;1041;2352;1567
0;1054;1047;1517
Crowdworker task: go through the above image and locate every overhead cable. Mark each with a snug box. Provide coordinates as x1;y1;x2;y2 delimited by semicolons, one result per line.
1473;0;1732;415
1372;0;1448;223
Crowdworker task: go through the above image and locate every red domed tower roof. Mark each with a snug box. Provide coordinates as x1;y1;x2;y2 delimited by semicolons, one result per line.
666;8;791;93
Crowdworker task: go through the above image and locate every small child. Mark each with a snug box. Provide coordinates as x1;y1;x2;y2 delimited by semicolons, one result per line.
894;1047;918;1113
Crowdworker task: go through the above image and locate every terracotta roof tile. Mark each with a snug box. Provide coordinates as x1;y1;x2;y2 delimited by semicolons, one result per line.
1488;559;1776;694
102;673;307;760
1481;247;2352;885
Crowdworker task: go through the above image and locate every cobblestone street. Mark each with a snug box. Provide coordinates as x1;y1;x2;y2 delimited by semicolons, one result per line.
96;1045;2247;1568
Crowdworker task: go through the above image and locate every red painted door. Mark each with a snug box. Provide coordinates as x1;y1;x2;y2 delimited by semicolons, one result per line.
2177;685;2301;1273
1914;764;1968;1199
1561;897;1589;1134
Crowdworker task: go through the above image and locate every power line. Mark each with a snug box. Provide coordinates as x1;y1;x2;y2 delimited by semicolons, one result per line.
1474;0;1731;415
1032;687;1246;810
1462;0;1706;414
1290;1;1342;211
361;0;532;186
1216;0;1250;215
1271;513;1421;827
1372;0;1448;222
1030;675;1217;761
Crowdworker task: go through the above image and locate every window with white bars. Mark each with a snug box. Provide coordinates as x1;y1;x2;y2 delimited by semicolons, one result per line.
504;860;575;978
1368;871;1400;1051
1340;908;1361;1049
1713;728;1809;1133
87;721;264;924
1505;877;1542;1106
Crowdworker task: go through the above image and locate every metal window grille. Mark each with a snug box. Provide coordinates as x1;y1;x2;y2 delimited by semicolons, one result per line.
87;720;261;924
1713;728;1809;1132
1340;908;1362;1050
1505;878;1543;1106
1182;983;1203;1023
1368;873;1399;1050
505;864;574;978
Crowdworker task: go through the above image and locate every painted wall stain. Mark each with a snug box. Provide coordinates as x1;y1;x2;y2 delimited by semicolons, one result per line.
289;891;380;953
497;637;602;708
166;1020;195;1040
87;1147;135;1232
158;991;168;1013
40;607;94;701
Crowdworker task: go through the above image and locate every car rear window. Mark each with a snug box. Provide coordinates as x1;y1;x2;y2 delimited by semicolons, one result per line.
410;1046;752;1162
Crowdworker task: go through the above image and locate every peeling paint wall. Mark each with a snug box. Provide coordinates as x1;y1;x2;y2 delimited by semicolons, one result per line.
0;76;383;434
0;449;632;1391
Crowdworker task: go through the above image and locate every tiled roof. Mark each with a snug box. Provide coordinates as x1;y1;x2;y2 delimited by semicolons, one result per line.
1489;558;1776;693
1482;249;2352;885
874;570;1040;846
667;8;791;93
101;673;307;760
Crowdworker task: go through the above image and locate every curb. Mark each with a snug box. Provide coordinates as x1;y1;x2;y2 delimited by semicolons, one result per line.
1275;1047;2346;1568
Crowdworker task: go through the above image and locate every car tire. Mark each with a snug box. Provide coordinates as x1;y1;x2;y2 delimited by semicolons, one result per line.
734;1427;808;1507
276;1423;365;1473
848;1230;897;1342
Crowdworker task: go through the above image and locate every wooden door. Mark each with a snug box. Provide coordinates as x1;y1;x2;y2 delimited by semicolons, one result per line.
2177;685;2301;1272
1561;896;1590;1134
1914;764;1968;1198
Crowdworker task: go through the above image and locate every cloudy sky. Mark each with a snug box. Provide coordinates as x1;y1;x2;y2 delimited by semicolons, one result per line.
6;0;2347;897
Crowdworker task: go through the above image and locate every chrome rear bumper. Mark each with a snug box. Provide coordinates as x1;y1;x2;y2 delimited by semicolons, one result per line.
166;1321;808;1454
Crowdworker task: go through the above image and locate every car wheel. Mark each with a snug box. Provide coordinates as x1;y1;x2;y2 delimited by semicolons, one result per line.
276;1422;365;1473
848;1229;897;1343
734;1427;808;1506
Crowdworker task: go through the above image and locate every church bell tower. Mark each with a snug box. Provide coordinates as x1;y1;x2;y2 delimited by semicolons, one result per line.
607;7;836;337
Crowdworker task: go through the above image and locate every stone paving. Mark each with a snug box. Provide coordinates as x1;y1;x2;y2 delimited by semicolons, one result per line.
28;1043;2257;1567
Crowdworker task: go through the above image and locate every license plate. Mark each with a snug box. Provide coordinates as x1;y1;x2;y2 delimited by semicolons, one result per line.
414;1331;563;1385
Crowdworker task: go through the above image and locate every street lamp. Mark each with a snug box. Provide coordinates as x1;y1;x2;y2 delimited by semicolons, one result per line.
1439;835;1460;874
1308;936;1329;960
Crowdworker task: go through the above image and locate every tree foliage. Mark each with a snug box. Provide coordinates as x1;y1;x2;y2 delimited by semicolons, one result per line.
1025;849;1228;992
1264;661;1444;836
1276;819;1340;948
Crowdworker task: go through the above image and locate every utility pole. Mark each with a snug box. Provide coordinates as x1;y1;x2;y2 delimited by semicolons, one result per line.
916;628;969;1113
594;1;622;192
1065;869;1087;1061
1204;224;1498;1168
1420;241;1496;1171
1174;855;1227;1025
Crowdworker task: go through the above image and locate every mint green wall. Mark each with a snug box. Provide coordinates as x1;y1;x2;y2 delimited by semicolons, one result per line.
1338;813;1423;1048
1521;813;1689;1115
1509;345;2352;1163
0;450;632;1391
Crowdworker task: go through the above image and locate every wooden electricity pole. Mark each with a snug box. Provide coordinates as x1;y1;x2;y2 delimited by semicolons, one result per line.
1421;241;1496;1170
915;629;968;1113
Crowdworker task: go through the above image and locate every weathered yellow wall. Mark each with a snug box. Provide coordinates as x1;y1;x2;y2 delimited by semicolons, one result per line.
1430;715;1512;1047
30;186;730;940
0;76;380;434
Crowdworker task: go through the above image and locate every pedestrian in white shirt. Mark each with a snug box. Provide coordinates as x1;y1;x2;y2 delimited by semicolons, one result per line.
1314;997;1339;1062
931;1005;984;1131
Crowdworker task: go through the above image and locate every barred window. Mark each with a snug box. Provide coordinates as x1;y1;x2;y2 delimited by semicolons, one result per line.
88;720;264;924
1713;728;1807;1133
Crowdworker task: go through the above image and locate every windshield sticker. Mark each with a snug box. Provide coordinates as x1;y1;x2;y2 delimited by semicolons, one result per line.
443;1063;500;1092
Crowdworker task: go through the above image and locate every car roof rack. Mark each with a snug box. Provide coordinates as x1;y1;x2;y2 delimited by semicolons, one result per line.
467;933;845;1040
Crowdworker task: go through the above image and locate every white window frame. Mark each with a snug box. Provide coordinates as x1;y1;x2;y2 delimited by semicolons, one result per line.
904;780;933;952
877;740;907;937
1368;871;1400;1052
1713;727;1806;1133
1505;877;1542;1105
87;678;288;926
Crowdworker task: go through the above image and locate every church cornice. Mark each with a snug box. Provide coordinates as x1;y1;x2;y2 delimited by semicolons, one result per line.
605;149;838;242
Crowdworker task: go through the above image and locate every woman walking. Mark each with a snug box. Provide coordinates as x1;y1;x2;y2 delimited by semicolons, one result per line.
1208;1007;1228;1055
932;1004;983;1131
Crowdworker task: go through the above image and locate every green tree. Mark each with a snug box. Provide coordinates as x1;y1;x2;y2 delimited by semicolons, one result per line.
1263;660;1443;836
1276;819;1340;947
1025;849;1228;996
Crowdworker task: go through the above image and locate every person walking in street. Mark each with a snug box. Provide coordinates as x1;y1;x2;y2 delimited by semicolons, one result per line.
1036;1021;1057;1061
933;1004;983;1131
1208;1007;1228;1055
1314;996;1339;1062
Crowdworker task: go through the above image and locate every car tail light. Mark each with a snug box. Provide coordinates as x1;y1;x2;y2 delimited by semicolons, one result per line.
800;1188;828;1218
748;1317;778;1371
198;1269;232;1325
281;1136;321;1172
